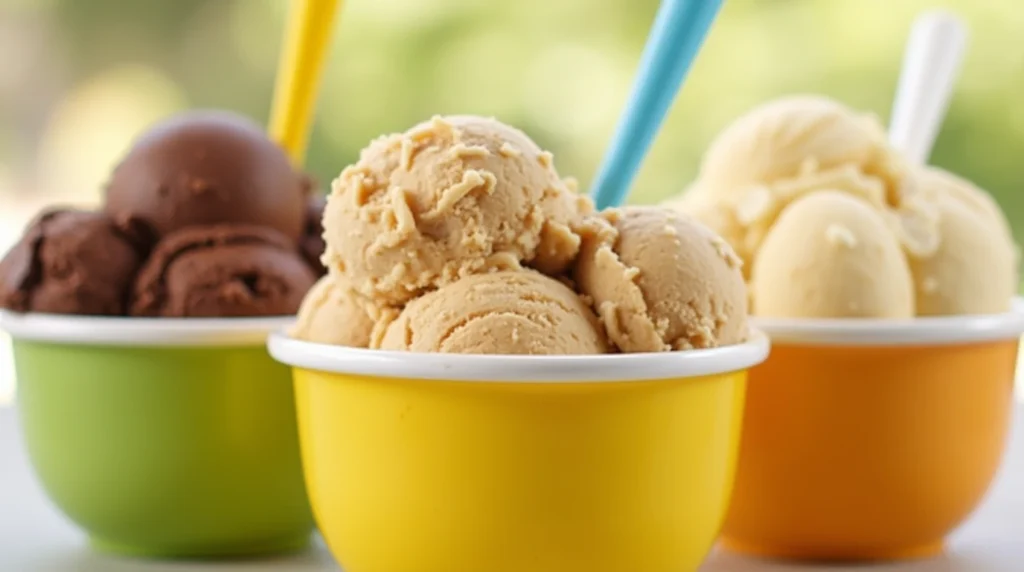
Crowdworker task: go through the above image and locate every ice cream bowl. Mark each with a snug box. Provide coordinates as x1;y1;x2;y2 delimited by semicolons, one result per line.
0;311;315;558
268;330;770;572
721;300;1024;562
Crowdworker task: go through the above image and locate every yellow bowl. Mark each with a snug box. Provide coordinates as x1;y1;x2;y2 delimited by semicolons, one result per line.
721;301;1024;562
268;331;770;572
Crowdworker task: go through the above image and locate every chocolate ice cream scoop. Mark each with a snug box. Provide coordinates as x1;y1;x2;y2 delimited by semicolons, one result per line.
131;225;317;318
104;110;309;241
300;194;326;276
0;209;153;315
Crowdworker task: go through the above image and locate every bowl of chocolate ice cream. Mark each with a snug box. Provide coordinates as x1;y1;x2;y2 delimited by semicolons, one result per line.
268;115;770;572
0;111;323;558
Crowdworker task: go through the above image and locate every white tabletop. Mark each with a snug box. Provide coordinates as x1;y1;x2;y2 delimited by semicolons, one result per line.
1;405;1021;572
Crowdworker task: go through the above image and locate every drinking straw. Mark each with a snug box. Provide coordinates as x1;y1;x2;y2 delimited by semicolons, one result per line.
589;0;725;210
888;10;967;163
268;0;342;166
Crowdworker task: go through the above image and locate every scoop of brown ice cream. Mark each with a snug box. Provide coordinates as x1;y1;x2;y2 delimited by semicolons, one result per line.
130;225;316;317
300;194;326;276
0;209;153;315
104;110;310;240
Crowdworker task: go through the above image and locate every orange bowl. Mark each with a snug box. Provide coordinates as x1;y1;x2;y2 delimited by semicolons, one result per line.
721;301;1024;562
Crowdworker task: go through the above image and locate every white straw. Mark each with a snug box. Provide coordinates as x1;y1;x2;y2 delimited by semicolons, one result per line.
888;10;968;164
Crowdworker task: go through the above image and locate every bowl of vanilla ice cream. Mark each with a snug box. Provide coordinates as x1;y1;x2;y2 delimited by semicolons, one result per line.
667;95;1023;562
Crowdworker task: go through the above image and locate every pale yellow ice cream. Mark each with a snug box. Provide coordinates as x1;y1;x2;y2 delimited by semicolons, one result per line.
666;96;1016;321
376;270;607;355
291;273;394;347
573;206;747;352
911;166;1016;253
751;191;914;318
670;165;895;279
903;168;1018;316
696;95;902;202
322;115;590;305
666;97;911;279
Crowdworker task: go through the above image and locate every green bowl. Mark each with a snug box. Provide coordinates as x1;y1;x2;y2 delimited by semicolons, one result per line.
0;312;314;558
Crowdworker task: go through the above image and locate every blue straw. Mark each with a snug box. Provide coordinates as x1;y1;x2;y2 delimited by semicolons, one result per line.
589;0;725;210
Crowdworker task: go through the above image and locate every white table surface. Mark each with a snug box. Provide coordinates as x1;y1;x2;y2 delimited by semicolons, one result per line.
1;405;1021;572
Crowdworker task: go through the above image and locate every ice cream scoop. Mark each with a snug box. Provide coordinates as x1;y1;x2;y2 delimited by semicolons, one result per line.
912;166;1016;250
0;209;153;315
904;169;1018;316
131;224;316;317
376;270;607;355
292;273;392;347
667;97;911;279
321;115;590;305
697;96;902;203
751;191;914;318
105;111;310;240
669;165;893;279
574;206;747;352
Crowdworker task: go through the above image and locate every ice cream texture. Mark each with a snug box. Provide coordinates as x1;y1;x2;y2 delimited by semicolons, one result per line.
131;225;316;318
376;271;607;355
0;210;153;316
573;207;748;352
0;110;323;318
752;191;914;318
697;95;902;203
667;95;1018;319
904;168;1018;316
292;273;390;348
321;115;590;306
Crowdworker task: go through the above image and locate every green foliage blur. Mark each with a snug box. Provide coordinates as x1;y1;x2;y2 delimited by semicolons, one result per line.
1;0;1022;242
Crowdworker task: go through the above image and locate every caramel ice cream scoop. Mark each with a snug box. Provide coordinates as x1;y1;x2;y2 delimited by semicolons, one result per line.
322;115;590;305
376;270;606;355
574;207;748;353
292;273;393;348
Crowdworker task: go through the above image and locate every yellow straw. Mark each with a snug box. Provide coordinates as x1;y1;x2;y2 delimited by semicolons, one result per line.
269;0;342;166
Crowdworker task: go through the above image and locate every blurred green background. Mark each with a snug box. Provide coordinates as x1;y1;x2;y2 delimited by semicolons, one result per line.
1;0;1022;218
1;0;1023;399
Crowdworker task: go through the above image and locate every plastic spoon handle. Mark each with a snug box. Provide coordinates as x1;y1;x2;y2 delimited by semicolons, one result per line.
589;0;725;210
888;10;968;165
269;0;342;167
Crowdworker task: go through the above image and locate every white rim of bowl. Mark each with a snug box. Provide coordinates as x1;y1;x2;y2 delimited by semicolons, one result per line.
0;311;292;347
266;329;771;383
751;297;1024;346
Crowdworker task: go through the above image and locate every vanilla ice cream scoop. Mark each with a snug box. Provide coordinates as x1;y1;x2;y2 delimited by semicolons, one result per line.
905;169;1018;316
668;165;893;279
912;166;1016;251
376;270;607;355
291;273;394;347
573;207;748;353
698;96;902;201
322;115;589;305
752;191;914;318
